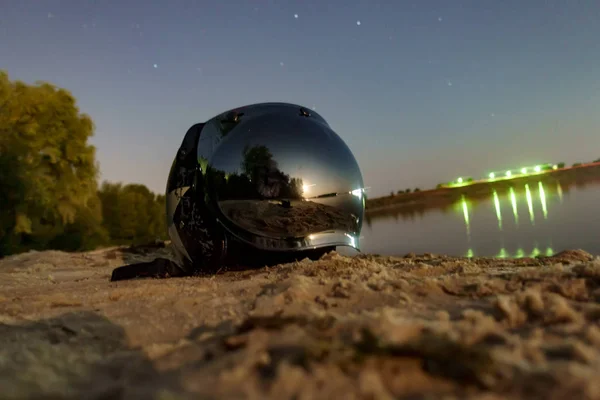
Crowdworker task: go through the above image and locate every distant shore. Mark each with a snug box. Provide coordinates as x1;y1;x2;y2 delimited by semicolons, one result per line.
365;161;600;214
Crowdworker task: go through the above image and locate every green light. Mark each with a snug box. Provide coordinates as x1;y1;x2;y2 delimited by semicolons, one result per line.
531;247;540;258
497;248;508;259
493;190;502;230
546;247;554;256
509;187;519;225
466;248;474;258
538;181;548;219
521;168;527;174
489;172;495;179
457;177;463;183
534;165;541;173
506;170;512;177
516;248;525;258
461;195;470;236
525;184;535;224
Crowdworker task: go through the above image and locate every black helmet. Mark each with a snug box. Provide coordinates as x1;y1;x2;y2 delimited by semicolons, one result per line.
112;102;365;280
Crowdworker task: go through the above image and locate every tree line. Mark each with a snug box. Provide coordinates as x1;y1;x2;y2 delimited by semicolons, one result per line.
0;70;167;257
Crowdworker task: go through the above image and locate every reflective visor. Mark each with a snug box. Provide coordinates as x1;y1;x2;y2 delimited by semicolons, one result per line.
198;103;365;251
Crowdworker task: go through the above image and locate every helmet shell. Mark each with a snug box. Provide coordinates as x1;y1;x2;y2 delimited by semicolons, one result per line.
166;102;365;271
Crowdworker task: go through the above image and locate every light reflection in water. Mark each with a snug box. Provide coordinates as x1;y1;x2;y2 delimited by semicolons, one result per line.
538;182;548;219
525;184;535;224
515;248;525;258
459;181;557;259
493;190;502;230
557;182;564;203
459;183;553;234
509;187;519;226
461;194;470;237
467;246;554;258
497;248;508;258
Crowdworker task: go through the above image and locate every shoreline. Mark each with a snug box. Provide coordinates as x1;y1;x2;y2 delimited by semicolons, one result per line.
365;162;600;214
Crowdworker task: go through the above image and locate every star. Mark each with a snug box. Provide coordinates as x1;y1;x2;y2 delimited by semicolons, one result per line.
438;17;443;22
280;62;284;67
47;12;54;19
356;20;361;26
153;64;158;69
294;14;298;19
491;113;495;117
447;81;453;86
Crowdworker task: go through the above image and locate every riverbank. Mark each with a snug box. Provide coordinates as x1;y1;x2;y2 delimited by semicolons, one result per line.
366;162;600;214
1;243;600;399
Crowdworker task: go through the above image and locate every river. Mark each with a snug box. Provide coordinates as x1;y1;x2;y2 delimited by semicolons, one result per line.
359;178;600;258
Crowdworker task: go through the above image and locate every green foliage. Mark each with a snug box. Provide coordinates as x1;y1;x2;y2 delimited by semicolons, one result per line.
98;182;167;245
0;70;167;256
572;162;582;167
557;162;565;168
0;70;102;255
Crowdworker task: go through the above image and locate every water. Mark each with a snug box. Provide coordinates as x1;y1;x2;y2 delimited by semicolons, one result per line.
360;178;600;258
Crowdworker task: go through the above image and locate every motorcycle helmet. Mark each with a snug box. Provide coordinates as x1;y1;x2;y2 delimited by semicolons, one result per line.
115;102;365;279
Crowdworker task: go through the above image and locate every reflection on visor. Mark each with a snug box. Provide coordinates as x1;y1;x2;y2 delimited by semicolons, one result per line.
199;102;365;251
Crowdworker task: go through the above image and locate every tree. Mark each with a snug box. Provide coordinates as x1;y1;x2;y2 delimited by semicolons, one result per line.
0;70;102;255
98;182;167;245
557;162;565;168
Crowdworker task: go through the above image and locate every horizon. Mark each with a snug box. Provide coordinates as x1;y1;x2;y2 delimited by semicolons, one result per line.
2;1;599;198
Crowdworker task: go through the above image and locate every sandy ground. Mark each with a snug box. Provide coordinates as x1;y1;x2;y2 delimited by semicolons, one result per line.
1;244;600;400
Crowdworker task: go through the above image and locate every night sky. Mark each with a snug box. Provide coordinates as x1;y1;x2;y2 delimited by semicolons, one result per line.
2;1;599;197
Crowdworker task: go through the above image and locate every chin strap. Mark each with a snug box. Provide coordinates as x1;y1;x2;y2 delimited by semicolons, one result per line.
110;258;190;281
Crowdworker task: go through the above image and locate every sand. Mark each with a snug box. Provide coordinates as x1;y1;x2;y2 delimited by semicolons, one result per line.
1;244;600;399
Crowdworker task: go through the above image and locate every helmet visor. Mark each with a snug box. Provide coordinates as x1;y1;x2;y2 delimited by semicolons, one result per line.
200;103;365;251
